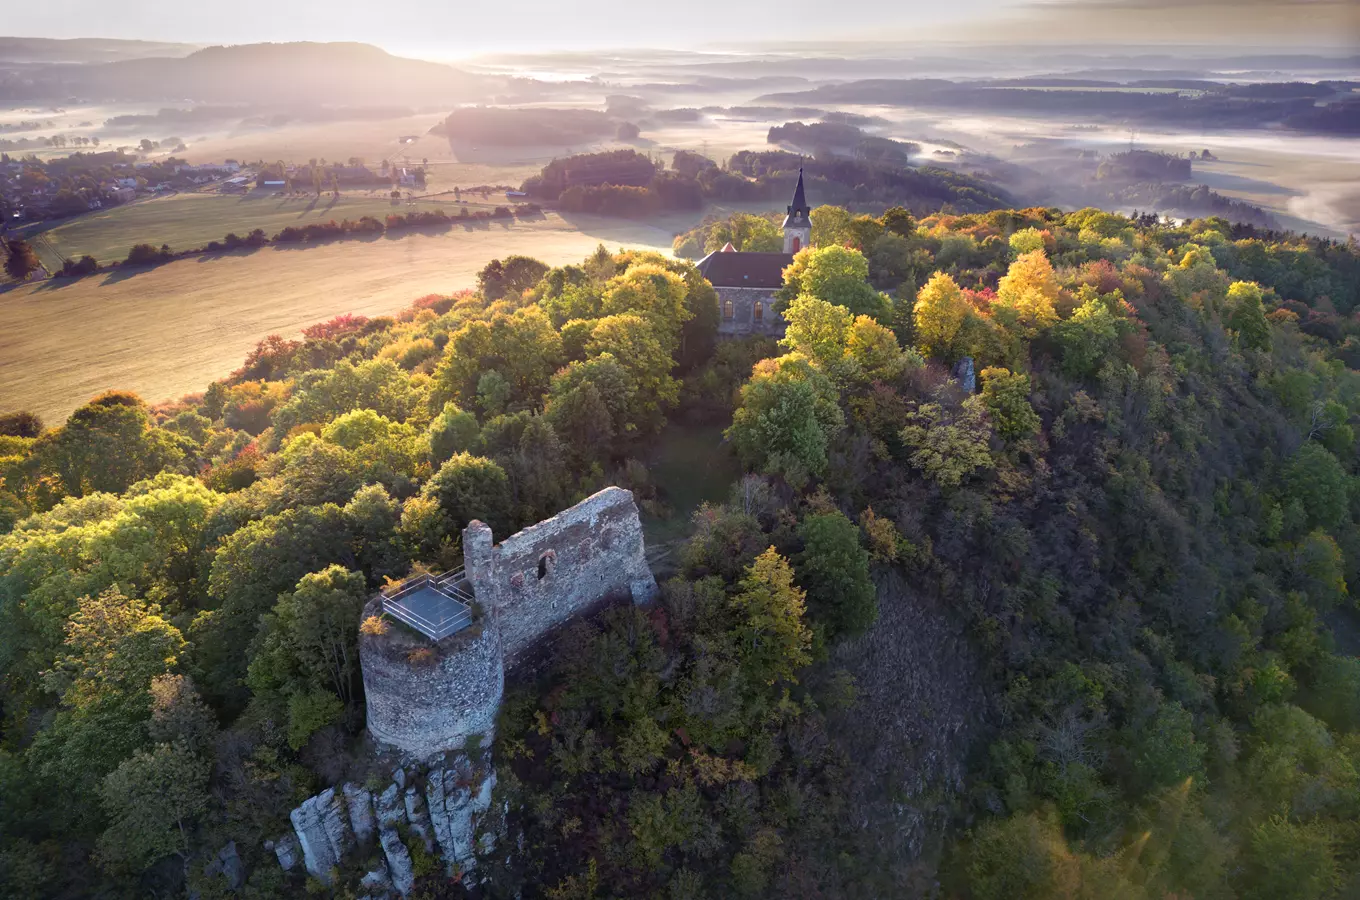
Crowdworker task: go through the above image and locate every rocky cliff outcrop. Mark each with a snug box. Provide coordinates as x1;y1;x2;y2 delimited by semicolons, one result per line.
270;756;497;897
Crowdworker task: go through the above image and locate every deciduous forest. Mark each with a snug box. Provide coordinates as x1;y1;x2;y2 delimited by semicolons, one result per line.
2;203;1359;899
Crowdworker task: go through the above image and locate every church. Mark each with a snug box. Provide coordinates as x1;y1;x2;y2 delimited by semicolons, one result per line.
697;168;811;338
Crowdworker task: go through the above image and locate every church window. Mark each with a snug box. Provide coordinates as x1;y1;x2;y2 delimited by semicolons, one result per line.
791;236;801;252
753;301;764;323
723;300;734;320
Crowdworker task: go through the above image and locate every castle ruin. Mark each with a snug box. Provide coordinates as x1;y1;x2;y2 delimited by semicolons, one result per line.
359;485;659;759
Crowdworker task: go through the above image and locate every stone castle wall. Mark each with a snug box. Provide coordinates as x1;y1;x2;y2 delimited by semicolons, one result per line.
465;485;659;665
359;595;504;760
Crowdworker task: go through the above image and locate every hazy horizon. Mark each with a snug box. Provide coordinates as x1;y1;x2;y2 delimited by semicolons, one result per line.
6;0;1357;58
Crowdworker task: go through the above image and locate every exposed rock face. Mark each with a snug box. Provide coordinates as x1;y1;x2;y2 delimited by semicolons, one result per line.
204;841;244;890
952;356;976;394
344;784;376;846
466;486;659;665
404;786;434;852
379;826;415;897
289;787;354;882
273;761;498;895
271;833;301;871
426;767;497;872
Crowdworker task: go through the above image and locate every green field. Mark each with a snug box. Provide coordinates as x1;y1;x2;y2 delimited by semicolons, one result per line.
27;191;514;268
0;211;676;424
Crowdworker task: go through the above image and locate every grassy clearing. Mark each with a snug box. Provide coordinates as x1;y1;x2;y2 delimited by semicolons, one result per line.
0;212;675;424
643;422;742;545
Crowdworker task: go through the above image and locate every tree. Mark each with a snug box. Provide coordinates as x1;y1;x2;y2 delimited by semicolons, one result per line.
913;272;970;360
900;396;994;488
27;391;186;498
147;674;218;756
962;812;1079;900
1283;443;1348;532
778;245;889;321
881;205;915;237
781;295;853;369
796;512;877;639
704;213;782;253
98;742;210;874
423;452;512;536
586;314;678;435
1052;287;1126;379
727;354;845;485
247;565;367;734
994;249;1060;337
1227;280;1271;352
599;262;693;351
1240;815;1339;900
980;367;1040;442
427;402;482;465
478;255;550;301
730;547;813;687
3;237;41;281
545;379;614;471
0;410;43;437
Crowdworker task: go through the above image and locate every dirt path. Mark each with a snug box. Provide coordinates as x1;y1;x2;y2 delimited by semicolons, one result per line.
0;213;673;423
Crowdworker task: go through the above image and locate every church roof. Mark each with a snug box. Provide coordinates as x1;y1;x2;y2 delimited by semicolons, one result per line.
696;250;794;289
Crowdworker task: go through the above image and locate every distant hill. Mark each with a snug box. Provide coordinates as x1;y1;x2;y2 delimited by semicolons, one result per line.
0;36;198;64
4;41;492;107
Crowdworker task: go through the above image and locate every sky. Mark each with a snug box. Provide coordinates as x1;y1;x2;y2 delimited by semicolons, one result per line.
6;0;1358;56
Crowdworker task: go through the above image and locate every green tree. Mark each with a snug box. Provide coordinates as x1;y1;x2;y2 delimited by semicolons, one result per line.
427;402;482;465
778;245;889;320
730;547;813;687
796;511;876;639
97;742;210;874
780;295;853;369
1052;287;1125;379
726;355;845;485
1283;443;1349;532
1227;280;1271;352
1240;815;1339;900
980;367;1040;442
587;315;678;435
477;254;549;301
423;452;512;535
900;396;994;488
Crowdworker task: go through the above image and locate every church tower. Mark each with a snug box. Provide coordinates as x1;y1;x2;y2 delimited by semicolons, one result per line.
782;167;812;254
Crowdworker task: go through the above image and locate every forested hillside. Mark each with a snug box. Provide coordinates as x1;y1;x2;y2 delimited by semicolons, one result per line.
1;205;1359;899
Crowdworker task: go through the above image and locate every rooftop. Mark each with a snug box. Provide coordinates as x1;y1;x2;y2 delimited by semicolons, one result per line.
381;569;475;641
695;250;794;289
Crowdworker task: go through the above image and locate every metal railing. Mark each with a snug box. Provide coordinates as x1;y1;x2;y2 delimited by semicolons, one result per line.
381;568;475;641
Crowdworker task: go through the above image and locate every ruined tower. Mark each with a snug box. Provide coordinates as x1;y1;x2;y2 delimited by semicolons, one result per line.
360;486;659;758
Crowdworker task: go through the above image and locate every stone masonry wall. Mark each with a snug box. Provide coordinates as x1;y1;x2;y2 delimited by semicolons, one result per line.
716;286;786;338
359;595;504;759
464;486;659;665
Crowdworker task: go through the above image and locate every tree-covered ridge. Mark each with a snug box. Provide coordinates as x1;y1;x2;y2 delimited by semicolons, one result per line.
0;207;1357;899
519;147;1011;219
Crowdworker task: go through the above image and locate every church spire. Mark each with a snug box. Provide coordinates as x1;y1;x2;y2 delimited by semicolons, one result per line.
782;167;811;254
783;167;810;227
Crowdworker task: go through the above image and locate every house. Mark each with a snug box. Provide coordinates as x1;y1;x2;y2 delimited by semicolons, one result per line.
696;168;812;338
108;186;135;204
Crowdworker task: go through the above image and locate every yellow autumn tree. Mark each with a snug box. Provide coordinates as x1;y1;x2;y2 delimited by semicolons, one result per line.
994;249;1060;337
913;272;970;360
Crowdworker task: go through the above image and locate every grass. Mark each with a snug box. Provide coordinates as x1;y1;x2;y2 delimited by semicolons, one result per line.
0;211;675;424
643;422;742;546
28;191;515;267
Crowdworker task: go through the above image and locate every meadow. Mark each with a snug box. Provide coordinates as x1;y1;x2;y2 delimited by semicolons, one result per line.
0;211;674;423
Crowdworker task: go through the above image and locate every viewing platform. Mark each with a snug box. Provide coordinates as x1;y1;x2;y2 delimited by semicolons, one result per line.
381;568;475;641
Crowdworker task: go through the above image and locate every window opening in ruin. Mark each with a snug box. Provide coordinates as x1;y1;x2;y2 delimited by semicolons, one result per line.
537;550;556;580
